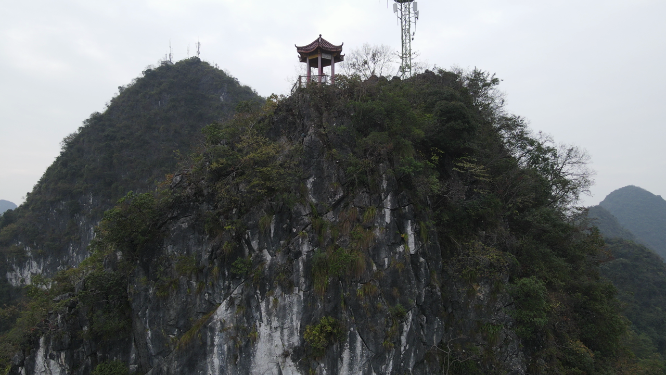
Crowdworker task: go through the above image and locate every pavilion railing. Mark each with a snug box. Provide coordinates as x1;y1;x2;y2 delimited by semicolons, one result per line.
298;74;329;87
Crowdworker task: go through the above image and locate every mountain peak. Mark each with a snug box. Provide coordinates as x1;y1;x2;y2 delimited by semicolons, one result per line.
0;200;16;215
600;185;666;258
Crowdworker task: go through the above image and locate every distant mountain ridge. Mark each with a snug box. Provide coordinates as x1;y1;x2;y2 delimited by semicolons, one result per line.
599;185;666;259
587;205;635;241
0;200;16;215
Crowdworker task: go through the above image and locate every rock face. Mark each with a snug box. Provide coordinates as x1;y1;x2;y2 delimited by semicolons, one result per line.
10;85;526;374
5;196;99;287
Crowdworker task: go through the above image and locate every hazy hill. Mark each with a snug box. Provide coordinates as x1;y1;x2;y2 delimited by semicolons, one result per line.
588;205;636;241
0;200;16;215
600;185;666;259
0;57;262;291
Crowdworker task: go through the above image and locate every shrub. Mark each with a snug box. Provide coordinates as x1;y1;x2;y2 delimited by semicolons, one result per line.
303;316;344;357
509;277;549;339
231;256;252;275
312;247;365;296
92;360;128;375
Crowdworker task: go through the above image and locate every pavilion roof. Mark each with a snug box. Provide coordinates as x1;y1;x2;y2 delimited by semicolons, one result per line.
296;35;343;54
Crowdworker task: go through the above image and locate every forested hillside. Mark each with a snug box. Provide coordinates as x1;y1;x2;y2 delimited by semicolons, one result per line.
0;57;261;291
589;204;666;372
588;205;635;241
0;68;648;374
0;58;262;369
600;185;666;259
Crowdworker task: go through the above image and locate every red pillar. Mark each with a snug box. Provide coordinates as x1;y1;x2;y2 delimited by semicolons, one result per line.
318;53;322;84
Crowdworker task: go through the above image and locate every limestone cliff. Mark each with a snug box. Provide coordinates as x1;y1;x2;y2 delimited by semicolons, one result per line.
5;71;627;374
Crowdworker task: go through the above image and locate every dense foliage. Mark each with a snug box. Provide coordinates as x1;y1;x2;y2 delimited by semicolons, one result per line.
589;204;666;373
0;66;649;374
91;361;129;375
0;57;261;296
601;239;666;372
320;71;625;373
0;58;261;371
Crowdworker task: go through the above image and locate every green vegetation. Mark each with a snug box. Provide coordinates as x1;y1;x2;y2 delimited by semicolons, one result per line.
231;256;252;276
91;361;129;375
322;70;627;373
176;307;219;350
312;246;365;296
508;277;549;339
0;56;261;316
0;60;656;374
601;238;666;367
589;200;666;369
0;183;171;368
0;260;131;368
390;303;407;320
92;191;160;259
0;58;261;369
197;94;297;218
303;316;344;357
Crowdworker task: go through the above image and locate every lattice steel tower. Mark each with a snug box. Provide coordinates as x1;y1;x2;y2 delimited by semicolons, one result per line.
392;0;419;78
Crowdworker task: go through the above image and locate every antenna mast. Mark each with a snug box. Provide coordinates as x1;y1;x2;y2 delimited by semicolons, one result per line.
196;40;201;57
392;0;419;78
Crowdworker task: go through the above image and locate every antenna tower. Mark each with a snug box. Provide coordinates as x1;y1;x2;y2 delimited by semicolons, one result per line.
392;0;419;78
196;40;201;57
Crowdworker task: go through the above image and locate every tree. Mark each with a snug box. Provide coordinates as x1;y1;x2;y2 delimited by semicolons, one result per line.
455;68;593;209
341;44;397;79
523;133;594;209
59;129;80;153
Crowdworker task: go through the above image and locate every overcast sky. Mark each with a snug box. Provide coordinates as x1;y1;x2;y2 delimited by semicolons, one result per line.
1;0;665;207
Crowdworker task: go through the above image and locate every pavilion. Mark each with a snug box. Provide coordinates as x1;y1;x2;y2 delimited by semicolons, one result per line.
296;35;344;86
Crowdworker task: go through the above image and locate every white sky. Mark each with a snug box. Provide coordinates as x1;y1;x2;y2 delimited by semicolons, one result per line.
1;0;665;207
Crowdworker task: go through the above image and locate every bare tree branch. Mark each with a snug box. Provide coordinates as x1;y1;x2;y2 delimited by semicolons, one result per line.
341;44;397;79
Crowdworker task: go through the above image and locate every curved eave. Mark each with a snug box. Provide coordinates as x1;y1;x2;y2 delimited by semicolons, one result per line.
295;35;343;55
